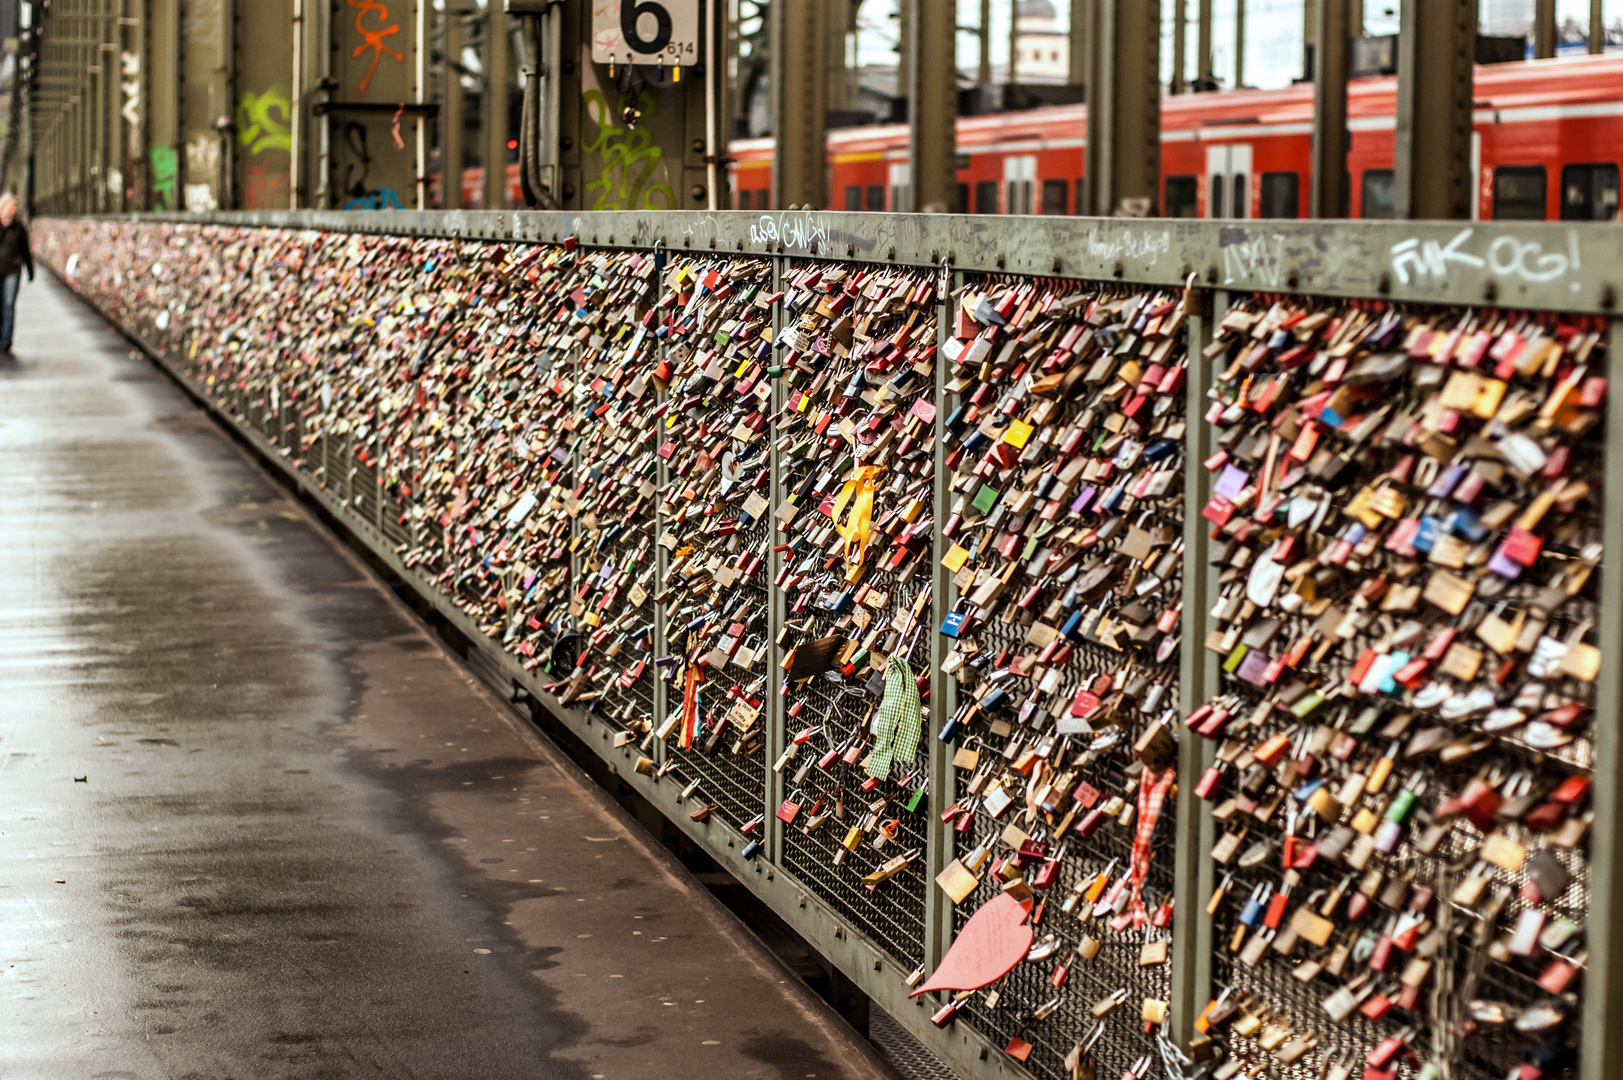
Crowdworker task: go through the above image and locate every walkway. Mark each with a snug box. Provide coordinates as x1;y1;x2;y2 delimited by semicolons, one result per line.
0;273;893;1080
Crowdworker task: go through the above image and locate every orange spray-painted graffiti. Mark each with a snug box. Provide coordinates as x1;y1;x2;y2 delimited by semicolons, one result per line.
347;0;403;96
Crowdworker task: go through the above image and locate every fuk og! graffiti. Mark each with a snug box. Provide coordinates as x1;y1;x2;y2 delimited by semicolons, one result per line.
1390;227;1583;290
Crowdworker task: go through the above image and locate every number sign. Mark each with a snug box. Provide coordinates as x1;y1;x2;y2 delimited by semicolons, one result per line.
591;0;700;66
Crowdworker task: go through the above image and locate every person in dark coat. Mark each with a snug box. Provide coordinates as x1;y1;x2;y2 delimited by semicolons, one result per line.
0;194;34;354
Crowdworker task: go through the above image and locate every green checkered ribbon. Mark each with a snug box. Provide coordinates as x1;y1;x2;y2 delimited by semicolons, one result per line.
866;657;922;779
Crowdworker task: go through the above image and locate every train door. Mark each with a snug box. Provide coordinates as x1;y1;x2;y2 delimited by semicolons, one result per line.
1205;144;1253;218
1004;155;1036;214
888;162;911;212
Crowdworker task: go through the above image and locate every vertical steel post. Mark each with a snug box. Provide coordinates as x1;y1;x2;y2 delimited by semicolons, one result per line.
982;0;994;86
1591;0;1605;54
769;0;826;210
1197;0;1212;86
415;0;426;210
443;7;464;209
1171;287;1222;1048
1534;0;1557;59
1172;0;1186;92
1581;317;1623;1080
825;0;847;113
148;0;179;211
922;266;960;971
763;256;787;863
290;0;304;206
484;5;509;211
1233;0;1245;89
908;0;957;214
1310;0;1349;218
1394;0;1473;220
1083;0;1161;215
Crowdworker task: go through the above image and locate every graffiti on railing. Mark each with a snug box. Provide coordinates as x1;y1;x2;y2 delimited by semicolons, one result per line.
744;211;832;252
1389;226;1582;290
1219;229;1286;289
1084;225;1173;268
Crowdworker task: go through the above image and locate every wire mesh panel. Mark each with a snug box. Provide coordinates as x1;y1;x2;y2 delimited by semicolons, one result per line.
1192;298;1600;1080
564;248;664;738
651;254;778;833
767;260;941;969
927;276;1190;1080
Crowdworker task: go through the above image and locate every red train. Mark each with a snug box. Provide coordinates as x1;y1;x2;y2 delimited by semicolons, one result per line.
729;53;1623;222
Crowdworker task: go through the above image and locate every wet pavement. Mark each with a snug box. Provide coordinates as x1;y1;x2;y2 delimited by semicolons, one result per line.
0;273;894;1080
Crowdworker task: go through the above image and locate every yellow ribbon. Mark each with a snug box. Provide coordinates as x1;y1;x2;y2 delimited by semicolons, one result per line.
831;464;882;570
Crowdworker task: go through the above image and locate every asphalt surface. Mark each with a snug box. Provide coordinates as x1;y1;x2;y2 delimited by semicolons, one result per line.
0;272;895;1080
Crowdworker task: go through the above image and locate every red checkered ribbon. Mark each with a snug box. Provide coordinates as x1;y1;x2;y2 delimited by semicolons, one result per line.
1130;765;1176;926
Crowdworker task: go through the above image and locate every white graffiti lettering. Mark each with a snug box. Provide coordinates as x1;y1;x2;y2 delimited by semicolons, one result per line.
745;211;831;251
1389;227;1582;289
1221;233;1286;288
1084;227;1172;267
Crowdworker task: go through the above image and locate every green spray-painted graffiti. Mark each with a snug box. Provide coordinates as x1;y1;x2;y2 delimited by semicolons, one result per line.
581;89;675;211
236;86;294;156
150;144;178;211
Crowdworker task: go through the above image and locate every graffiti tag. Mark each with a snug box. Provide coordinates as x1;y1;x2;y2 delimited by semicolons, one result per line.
149;144;178;211
1389;227;1582;290
745;211;831;252
1084;226;1172;267
348;0;404;97
237;87;294;156
1221;231;1287;289
581;89;675;211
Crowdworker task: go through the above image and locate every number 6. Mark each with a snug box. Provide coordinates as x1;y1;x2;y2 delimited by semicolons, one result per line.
621;0;672;54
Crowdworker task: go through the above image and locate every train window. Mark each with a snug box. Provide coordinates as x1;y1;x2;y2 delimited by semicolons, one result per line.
1560;163;1620;220
843;186;861;211
1210;174;1225;219
975;181;998;214
1231;173;1249;218
867;185;885;211
1165;175;1197;218
955;183;969;214
1041;179;1068;215
1361;170;1395;219
1074;178;1086;215
739;189;752;211
1493;166;1547;220
757;188;770;210
1260;172;1300;218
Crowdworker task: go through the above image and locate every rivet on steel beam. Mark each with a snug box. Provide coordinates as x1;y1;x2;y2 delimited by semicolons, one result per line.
1286;269;1299;289
1052;256;1063;273
592;235;599;244
708;237;716;249
736;239;744;251
996;253;1006;269
847;244;855;257
1484;280;1498;303
1377;271;1392;295
809;241;818;255
1603;284;1617;309
887;246;896;261
1206;264;1218;283
1112;260;1124;279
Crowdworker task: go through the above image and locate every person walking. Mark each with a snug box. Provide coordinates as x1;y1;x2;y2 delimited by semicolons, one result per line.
0;194;34;355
